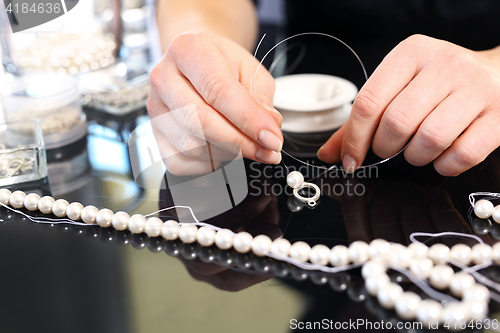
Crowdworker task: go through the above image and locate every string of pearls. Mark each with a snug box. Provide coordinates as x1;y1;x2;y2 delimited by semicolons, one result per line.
1;187;498;329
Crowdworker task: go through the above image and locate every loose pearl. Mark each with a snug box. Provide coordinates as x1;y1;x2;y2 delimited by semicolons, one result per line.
474;199;494;219
197;227;216;247
442;303;469;331
66;202;84;220
416;299;443;327
290;241;311;262
428;243;450;264
233;232;253;253
179;224;198;243
286;171;304;189
81;205;98;224
493;242;500;265
365;273;390;296
52;199;69;217
270;238;291;257
309;244;331;266
369;239;391;258
10;190;27;208
112;211;130;231
449;272;475;298
409;257;434;279
215;229;234;250
377;282;403;310
464;300;488;320
24;193;41;211
96;208;114;227
429;264;454;289
38;196;55;214
387;243;413;268
408;242;428;258
493;205;500;223
348;241;370;264
395;291;421;320
145;217;163;237
361;261;386;279
471;243;492;265
450;243;472;265
252;234;272;257
161;220;180;240
463;284;490;303
0;188;11;205
128;214;147;234
330;245;350;266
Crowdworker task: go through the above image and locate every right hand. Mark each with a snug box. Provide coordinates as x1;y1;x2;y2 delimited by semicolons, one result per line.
147;31;283;176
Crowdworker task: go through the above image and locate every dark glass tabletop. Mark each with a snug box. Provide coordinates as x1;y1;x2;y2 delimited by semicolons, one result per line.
1;109;500;333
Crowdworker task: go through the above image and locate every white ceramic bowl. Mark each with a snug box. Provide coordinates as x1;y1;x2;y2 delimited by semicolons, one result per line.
273;74;358;133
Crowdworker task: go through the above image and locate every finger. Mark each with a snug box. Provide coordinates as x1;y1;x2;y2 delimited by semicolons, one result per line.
404;92;485;167
433;110;500;176
187;267;273;292
317;125;345;163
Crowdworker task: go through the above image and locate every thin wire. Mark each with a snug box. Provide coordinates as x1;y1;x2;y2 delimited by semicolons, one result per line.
249;34;267;98
409;231;484;245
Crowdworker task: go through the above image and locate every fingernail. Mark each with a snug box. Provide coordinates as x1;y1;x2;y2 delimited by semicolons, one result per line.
317;145;325;161
259;130;282;152
256;148;282;164
263;102;283;127
342;154;357;173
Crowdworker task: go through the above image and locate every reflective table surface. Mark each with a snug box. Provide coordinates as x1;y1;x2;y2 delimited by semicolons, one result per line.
1;110;500;333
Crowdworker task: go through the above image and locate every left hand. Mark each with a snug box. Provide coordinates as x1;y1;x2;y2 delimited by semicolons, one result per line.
318;34;500;176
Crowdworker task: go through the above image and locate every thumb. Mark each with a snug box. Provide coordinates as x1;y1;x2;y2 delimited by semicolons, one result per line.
317;124;345;163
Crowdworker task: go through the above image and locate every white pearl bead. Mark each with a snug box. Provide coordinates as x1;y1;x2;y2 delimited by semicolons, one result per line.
145;217;163;237
493;242;500;265
369;239;391;258
81;205;98;224
128;214;147;234
330;245;350;266
348;241;370;264
112;211;130;231
38;196;55;214
474;199;494;219
179;224;198;243
416;299;443;327
463;284;490;303
0;188;11;205
24;193;40;211
361;261;387;279
290;241;311;262
252;234;272;256
233;232;253;253
377;282;403;309
395;291;421;320
442;303;469;331
449;272;475;298
270;238;291;257
96;208;114;227
197;227;216;247
408;242;428;258
387;243;413;268
52;199;69;217
215;229;234;250
450;243;472;265
409;257;434;279
492;205;500;223
471;243;492;265
286;171;304;189
161;220;180;240
365;273;390;296
309;244;331;266
428;243;450;264
10;190;26;208
66;202;84;220
429;264;454;289
464;300;488;321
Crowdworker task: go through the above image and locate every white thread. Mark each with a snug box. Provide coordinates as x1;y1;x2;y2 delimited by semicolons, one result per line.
409;231;484;245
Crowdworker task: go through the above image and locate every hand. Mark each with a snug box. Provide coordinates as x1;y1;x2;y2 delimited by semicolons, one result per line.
318;34;500;176
147;31;283;176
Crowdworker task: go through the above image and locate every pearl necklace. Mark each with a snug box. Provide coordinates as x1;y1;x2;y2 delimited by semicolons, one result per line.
1;187;499;329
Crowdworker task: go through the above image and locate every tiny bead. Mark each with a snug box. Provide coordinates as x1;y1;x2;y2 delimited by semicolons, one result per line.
409;257;434;279
449;272;475;298
464;300;488;321
330;245;350;267
145;217;163;237
387;243;413;268
197;227;216;247
368;239;391;258
309;244;331;266
493;205;500;224
38;196;55;214
449;243;472;265
233;232;253;253
52;199;69;217
492;243;500;265
442;303;469;330
179;224;198;243
215;229;234;250
128;214;147;234
408;242;428;258
81;205;98;224
428;243;450;264
416;299;443;327
112;211;130;231
161;220;180;240
10;190;27;208
377;282;403;310
24;193;41;211
429;264;454;290
270;238;291;257
286;171;304;189
96;208;114;227
463;284;490;303
395;291;421;321
474;199;494;219
471;243;492;265
361;261;387;279
252;234;272;257
66;202;84;220
290;241;311;263
0;188;11;205
348;241;370;264
365;273;390;296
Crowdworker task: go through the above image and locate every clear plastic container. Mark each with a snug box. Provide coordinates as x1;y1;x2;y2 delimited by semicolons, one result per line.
1;73;87;149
